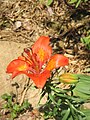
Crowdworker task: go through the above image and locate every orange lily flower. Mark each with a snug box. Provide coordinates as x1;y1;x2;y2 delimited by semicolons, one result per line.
6;36;69;88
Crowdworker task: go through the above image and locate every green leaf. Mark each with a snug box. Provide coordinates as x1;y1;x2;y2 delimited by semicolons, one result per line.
84;0;88;2
81;35;90;49
3;103;9;109
69;0;89;7
13;104;20;112
77;74;90;81
73;74;90;99
53;107;58;116
21;99;30;110
49;93;58;105
69;0;78;4
50;86;67;93
76;0;81;7
11;112;17;119
1;93;12;101
62;108;70;120
47;0;53;6
81;110;90;120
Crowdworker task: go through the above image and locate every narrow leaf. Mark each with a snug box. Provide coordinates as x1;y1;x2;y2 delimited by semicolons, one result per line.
62;108;70;120
47;0;53;6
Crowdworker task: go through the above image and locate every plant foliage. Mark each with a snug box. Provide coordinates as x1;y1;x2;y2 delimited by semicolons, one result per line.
39;74;90;120
69;0;89;7
1;93;31;119
81;34;90;50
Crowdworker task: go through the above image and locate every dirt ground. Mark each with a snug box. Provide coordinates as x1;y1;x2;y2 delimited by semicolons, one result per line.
0;0;90;119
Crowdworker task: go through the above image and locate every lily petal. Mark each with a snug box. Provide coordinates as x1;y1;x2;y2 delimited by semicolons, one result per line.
27;70;50;88
46;54;69;71
6;59;30;78
32;36;52;64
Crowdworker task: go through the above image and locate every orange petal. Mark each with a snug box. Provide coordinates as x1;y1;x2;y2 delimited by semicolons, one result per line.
46;54;69;71
27;70;50;88
6;59;30;78
32;36;52;64
10;71;26;79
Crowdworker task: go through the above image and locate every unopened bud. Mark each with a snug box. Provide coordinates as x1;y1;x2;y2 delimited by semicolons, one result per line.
59;73;79;84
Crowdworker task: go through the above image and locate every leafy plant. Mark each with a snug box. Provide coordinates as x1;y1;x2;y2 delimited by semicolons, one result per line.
39;0;53;6
1;93;31;119
73;74;90;99
81;109;90;120
69;0;88;7
39;74;90;120
46;0;53;6
80;34;90;50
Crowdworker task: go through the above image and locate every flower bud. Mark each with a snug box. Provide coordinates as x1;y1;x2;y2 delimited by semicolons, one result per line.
59;73;79;84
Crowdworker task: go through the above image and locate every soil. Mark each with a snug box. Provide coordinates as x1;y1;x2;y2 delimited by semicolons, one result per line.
0;0;90;119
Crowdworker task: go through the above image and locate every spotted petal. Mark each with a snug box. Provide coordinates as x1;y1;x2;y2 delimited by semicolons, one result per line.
6;59;30;78
46;54;69;71
32;36;52;65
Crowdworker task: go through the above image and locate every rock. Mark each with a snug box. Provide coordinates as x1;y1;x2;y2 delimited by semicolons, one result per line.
0;41;28;102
